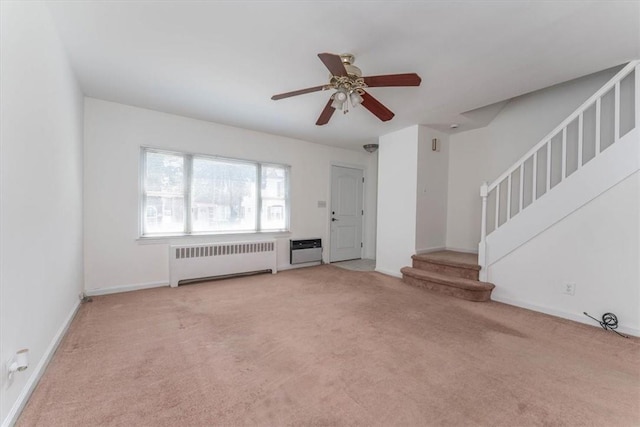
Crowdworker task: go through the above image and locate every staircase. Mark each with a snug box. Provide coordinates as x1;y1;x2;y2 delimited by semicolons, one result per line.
478;60;639;280
400;61;639;306
400;251;495;302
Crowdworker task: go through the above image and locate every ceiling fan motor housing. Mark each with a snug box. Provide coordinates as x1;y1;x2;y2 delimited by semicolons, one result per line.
339;53;362;77
330;54;365;95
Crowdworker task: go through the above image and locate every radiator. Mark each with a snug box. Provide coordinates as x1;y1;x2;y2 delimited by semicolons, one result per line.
169;240;277;287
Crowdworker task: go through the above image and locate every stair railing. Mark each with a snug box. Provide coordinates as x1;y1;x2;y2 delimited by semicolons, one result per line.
479;60;639;280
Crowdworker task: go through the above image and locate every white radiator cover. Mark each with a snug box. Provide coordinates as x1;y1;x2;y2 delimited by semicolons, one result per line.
169;240;277;287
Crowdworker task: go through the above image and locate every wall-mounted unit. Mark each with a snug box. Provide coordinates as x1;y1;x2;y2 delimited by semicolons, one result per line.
290;238;322;264
169;241;277;287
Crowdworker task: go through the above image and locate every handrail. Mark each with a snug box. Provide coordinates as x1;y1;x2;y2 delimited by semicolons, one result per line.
487;60;638;192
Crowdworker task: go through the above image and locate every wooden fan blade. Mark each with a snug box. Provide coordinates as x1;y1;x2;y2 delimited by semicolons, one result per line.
318;53;348;77
316;99;336;126
363;73;421;87
361;91;394;122
272;85;327;100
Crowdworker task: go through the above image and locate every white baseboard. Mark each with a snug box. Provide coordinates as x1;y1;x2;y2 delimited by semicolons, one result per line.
277;262;322;271
2;300;81;427
415;246;479;255
415;246;446;254
84;281;169;297
492;295;640;337
374;268;403;279
445;246;479;254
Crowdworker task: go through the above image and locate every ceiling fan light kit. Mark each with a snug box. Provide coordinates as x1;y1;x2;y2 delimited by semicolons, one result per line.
271;53;421;126
350;91;363;107
331;87;349;111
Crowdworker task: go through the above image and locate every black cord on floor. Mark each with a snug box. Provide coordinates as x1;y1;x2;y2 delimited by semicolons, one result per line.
584;312;628;338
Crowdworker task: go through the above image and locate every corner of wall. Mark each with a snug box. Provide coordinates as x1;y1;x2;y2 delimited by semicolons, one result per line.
1;302;81;427
1;2;85;424
415;126;450;252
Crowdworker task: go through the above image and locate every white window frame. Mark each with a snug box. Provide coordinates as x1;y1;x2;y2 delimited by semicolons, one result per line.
139;147;290;238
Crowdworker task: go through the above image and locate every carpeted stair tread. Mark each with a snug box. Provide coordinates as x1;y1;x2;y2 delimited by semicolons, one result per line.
400;267;494;291
412;250;480;271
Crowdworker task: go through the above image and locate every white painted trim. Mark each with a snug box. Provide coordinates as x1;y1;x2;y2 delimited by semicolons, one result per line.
277;261;322;271
84;281;169;296
328;164;366;263
415;246;446;254
491;295;640;337
136;231;291;245
374;268;403;279
329;160;368;171
417;246;479;255
445;246;479;254
2;301;81;427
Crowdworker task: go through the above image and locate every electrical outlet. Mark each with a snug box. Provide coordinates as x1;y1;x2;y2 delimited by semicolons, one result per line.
563;283;576;296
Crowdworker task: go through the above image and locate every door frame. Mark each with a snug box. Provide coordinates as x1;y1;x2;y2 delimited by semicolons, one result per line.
328;162;367;263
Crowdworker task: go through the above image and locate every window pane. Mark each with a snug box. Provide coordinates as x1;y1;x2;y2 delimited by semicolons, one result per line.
145;152;184;195
261;165;288;231
191;158;257;232
144;195;185;234
144;152;185;234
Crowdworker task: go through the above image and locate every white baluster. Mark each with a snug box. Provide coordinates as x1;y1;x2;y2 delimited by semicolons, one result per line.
595;97;601;154
546;141;551;192
636;64;640;131
532;152;538;201
479;182;488;282
614;80;620;143
506;174;512;220
518;164;524;212
577;112;583;169
561;127;567;180
495;183;500;230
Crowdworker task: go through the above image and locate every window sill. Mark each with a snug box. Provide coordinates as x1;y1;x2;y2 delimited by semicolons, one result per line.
136;231;292;245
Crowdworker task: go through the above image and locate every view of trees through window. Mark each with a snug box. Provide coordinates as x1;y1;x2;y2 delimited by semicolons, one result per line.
142;149;289;235
261;165;287;230
144;152;185;233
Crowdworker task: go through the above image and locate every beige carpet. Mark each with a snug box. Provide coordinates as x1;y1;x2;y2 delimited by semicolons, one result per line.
18;265;640;426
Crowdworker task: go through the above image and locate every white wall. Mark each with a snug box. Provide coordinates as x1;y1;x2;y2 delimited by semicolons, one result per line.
446;67;622;251
416;126;449;253
376;126;419;277
363;152;378;259
490;172;640;336
83;98;377;293
0;2;84;425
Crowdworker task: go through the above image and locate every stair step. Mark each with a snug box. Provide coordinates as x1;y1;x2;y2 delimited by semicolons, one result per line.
400;267;495;302
412;250;480;280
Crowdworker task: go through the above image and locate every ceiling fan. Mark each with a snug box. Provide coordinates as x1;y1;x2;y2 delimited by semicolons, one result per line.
271;53;421;126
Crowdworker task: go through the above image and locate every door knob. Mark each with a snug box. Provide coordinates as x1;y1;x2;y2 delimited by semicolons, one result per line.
331;218;339;222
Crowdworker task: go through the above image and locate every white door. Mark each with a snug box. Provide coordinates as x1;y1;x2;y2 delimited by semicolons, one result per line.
330;166;363;262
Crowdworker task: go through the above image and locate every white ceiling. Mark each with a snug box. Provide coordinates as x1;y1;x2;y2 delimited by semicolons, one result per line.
47;1;639;151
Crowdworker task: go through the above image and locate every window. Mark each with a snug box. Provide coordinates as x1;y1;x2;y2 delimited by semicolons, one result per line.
141;148;289;236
